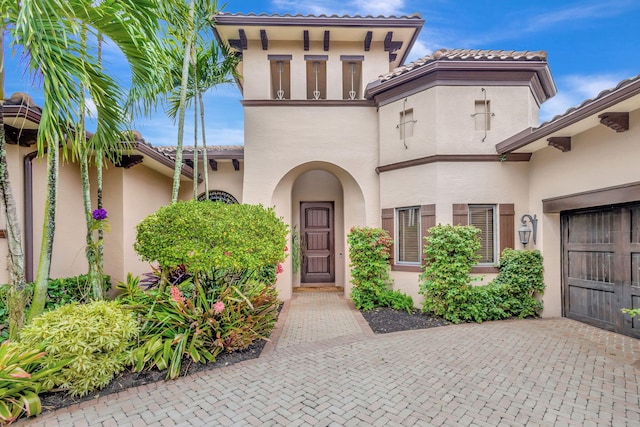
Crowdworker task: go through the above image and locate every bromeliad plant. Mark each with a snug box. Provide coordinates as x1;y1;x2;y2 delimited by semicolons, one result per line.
118;273;279;380
0;341;67;425
125;201;287;379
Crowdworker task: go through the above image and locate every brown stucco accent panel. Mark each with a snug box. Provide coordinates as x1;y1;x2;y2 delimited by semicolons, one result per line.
499;203;515;251
381;208;395;266
471;266;498;274
242;99;375;107
420;204;435;265
376;153;531;174
542;181;640;213
391;265;421;272
452;204;469;226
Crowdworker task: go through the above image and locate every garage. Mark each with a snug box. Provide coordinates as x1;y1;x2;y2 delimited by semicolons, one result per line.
562;203;640;338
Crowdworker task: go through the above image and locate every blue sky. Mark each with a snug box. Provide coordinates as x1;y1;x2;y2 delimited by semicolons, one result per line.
5;0;640;146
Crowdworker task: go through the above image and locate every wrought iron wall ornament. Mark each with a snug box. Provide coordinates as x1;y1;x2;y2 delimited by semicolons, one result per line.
276;61;285;100
348;62;357;100
197;190;239;204
313;61;321;100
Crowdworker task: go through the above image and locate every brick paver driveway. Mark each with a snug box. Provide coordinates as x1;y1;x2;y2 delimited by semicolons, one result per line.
23;297;640;426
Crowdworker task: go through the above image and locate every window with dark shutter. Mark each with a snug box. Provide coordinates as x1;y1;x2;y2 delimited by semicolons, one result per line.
469;205;496;264
397;207;420;264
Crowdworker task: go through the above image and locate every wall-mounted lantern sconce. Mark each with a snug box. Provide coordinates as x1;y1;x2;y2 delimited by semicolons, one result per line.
518;214;538;247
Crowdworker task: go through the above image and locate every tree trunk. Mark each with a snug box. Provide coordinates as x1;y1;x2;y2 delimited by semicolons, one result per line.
171;0;195;204
192;53;199;200
28;137;59;321
199;93;209;197
80;146;103;300
0;30;28;338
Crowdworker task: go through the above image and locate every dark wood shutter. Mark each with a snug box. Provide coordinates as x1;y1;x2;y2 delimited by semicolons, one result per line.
452;204;469;225
381;208;395;265
421;204;436;264
499;204;515;253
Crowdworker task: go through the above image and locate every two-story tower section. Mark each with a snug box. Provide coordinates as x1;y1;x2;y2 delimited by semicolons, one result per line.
213;13;424;297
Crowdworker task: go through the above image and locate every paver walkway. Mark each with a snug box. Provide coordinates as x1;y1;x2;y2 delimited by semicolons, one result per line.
22;291;640;426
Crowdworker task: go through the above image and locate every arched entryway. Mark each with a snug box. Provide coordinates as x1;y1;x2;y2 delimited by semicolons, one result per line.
270;162;367;300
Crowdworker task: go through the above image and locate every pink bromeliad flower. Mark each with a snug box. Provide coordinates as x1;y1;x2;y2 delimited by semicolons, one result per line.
213;301;225;314
170;286;184;304
276;263;283;274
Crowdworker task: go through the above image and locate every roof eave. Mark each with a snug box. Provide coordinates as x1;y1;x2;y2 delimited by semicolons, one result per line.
366;60;556;105
495;78;640;154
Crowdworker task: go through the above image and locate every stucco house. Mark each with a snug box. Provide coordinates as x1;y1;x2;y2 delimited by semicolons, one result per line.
4;12;640;338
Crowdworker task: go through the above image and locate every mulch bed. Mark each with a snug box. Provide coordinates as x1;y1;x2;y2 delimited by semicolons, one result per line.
39;306;448;413
361;307;449;333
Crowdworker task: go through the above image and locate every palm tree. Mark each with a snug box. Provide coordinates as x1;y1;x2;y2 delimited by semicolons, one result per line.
2;0;167;326
164;4;239;201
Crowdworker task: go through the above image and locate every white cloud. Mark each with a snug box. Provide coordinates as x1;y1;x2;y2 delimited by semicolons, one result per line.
405;39;433;63
539;73;626;122
85;98;98;118
271;0;407;16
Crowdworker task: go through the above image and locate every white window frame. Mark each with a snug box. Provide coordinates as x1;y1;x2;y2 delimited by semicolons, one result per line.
469;204;497;265
396;206;421;265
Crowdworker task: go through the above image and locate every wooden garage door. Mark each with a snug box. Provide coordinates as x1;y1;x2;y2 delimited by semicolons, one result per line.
562;204;640;338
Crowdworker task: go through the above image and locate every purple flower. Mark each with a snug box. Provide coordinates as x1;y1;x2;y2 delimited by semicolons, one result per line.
92;208;108;221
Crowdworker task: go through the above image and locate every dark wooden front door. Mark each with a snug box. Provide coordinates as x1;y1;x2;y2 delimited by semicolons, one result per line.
562;204;640;338
301;202;335;284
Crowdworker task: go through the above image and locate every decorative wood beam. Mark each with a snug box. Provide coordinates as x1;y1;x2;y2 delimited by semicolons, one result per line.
598;112;629;132
388;41;402;52
232;159;240;171
260;29;268;50
323;31;330;51
4;126;37;146
303;30;309;51
114;154;144;169
389;53;397;62
184;159;194;168
364;31;372;51
547;136;571;152
208;159;218;171
384;32;393;51
229;39;242;50
238;29;247;50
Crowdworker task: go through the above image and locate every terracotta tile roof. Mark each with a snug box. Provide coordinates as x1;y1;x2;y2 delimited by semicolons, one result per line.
378;48;548;83
155;145;244;155
539;74;640;127
215;12;423;20
495;74;640;154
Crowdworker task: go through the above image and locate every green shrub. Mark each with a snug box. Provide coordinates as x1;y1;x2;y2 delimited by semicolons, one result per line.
17;301;138;397
0;274;111;342
492;248;545;318
420;225;545;323
0;341;67;424
134;200;288;275
348;227;413;312
118;274;279;380
419;225;481;321
42;274;112;308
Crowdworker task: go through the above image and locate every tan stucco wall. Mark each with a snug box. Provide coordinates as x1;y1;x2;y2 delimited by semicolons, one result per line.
381;161;531;303
242;105;379;299
121;165;173;281
528;108;640;318
378;86;539;166
31;157;88;279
